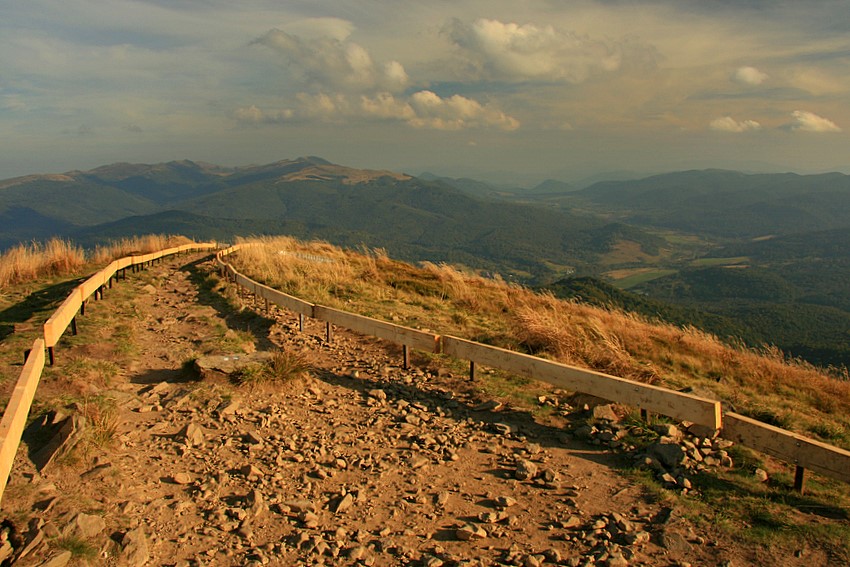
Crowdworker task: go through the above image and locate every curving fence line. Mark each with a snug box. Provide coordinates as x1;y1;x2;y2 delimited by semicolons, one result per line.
2;240;847;508
0;242;217;507
216;244;850;491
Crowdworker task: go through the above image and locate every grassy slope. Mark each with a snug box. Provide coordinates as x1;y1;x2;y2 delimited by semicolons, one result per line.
229;237;850;448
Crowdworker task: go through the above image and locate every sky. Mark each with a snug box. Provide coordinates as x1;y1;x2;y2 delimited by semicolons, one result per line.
2;0;850;185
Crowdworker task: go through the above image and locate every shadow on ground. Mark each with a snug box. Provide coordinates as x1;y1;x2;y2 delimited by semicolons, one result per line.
0;277;85;341
181;256;277;351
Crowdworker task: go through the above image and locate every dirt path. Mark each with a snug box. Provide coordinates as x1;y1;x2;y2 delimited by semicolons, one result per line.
2;254;761;566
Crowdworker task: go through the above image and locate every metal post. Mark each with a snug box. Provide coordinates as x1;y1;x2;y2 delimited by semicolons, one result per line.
24;349;31;364
80;302;86;316
326;322;332;343
299;313;304;332
48;347;55;366
794;466;807;494
403;345;410;370
469;360;476;381
71;317;78;336
265;298;270;314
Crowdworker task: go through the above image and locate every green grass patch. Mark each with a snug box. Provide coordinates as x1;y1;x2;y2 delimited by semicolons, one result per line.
682;463;850;561
55;535;99;559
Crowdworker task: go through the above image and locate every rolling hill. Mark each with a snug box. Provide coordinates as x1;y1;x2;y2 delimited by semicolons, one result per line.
547;169;850;238
0;157;655;281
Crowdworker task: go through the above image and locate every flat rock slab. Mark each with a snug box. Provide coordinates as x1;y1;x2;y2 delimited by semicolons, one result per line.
194;352;274;380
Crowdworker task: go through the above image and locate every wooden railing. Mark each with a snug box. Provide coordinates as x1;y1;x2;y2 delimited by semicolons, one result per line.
0;242;217;506
2;240;847;509
217;244;850;491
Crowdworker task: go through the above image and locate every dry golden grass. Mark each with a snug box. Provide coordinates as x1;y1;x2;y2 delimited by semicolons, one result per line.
0;234;195;289
89;234;193;264
0;238;86;288
229;236;850;448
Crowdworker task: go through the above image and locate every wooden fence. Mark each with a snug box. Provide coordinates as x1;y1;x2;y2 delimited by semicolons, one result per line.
217;245;850;490
0;340;45;501
0;242;217;507
2;241;847;508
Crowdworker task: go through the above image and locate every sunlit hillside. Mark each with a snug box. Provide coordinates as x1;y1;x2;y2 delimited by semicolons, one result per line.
228;236;850;450
0;235;193;289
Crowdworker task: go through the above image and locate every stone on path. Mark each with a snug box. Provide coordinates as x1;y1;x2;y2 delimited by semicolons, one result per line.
456;524;487;541
37;551;72;567
515;459;538;481
65;513;105;539
120;526;150;567
194;352;273;380
180;422;206;447
172;472;193;485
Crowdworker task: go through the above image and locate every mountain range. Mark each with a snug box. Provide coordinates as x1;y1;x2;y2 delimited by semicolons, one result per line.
0;157;656;280
512;169;850;238
4;156;850;366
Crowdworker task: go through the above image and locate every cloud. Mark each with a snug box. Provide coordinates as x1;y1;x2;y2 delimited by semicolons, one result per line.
733;66;768;85
233;104;294;124
359;92;415;121
709;116;761;132
787;110;841;132
235;90;519;131
407;90;519;130
254;28;408;93
443;18;653;83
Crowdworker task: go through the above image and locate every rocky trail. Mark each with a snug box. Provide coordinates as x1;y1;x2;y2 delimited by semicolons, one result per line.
0;253;792;566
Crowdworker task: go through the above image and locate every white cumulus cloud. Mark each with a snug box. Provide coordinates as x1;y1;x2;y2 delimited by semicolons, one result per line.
407;90;519;130
255;28;408;93
235;90;519;131
788;110;841;132
733;66;768;86
444;18;648;83
709;116;761;132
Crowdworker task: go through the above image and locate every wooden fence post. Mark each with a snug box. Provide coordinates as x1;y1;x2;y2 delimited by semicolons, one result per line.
794;466;807;494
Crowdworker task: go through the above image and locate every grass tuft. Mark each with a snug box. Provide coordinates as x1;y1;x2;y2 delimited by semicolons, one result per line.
55;535;99;559
235;350;310;386
0;239;85;287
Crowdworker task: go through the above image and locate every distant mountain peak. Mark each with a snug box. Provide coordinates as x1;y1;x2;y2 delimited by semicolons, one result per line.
0;173;75;190
276;163;411;185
